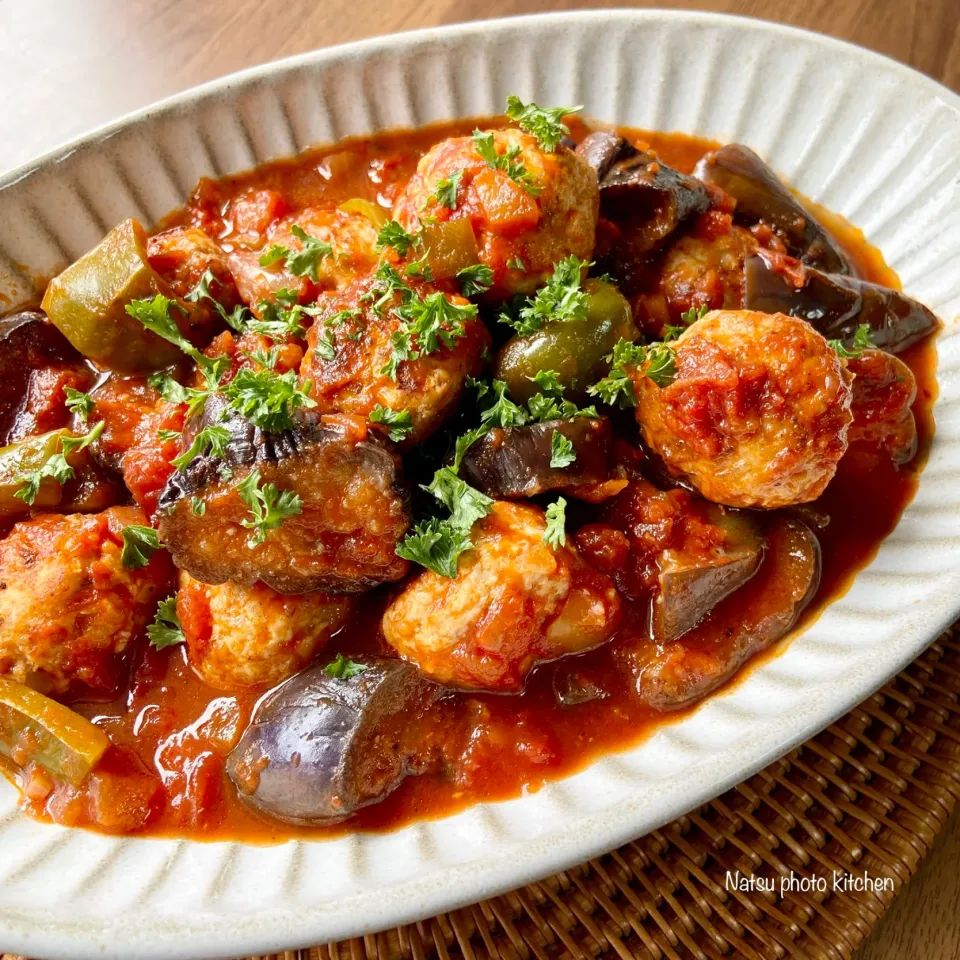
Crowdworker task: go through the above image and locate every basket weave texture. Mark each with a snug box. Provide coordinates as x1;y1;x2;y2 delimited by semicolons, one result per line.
6;631;960;960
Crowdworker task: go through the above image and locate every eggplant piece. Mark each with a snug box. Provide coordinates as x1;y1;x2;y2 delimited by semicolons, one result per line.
157;401;411;594
459;417;612;498
226;657;437;825
694;145;852;274
577;132;710;255
653;508;765;644
618;516;820;711
0;310;90;444
744;252;939;353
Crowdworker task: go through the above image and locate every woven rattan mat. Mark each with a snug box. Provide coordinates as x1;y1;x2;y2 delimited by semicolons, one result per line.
7;629;960;960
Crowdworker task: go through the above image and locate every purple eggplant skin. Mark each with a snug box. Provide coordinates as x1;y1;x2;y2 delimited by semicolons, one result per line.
459;417;613;499
744;253;939;354
576;132;710;254
694;144;852;275
227;658;438;826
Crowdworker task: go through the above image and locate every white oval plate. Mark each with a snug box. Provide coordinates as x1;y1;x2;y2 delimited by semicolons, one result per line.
1;11;959;960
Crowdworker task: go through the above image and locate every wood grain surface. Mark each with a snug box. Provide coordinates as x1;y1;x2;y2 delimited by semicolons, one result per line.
0;1;958;958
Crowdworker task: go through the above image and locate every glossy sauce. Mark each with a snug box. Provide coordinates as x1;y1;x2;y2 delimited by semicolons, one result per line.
17;120;937;842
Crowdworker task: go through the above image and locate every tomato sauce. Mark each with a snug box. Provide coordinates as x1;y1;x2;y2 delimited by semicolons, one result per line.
14;120;937;842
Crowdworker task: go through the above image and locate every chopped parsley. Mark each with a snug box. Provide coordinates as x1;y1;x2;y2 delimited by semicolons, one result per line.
157;428;182;442
247;298;313;340
190;496;206;516
457;263;494;298
185;268;251;332
369;404;414;442
147;597;185;650
543;497;567;549
507;256;527;272
288;225;334;281
452;423;491;470
376;220;418;257
259;244;289;268
501;255;589;335
432;169;463;210
171;423;231;471
680;304;710;326
396;517;473;579
528;369;564;395
425;467;494;532
829;323;875;359
221;368;317;432
235;468;303;548
121;525;162;570
480;379;529;428
64;387;94;421
504;96;582;152
323;654;369;680
549;431;577;469
14;421;104;506
148;361;228;419
587;339;650;407
645;342;678;388
472;129;540;196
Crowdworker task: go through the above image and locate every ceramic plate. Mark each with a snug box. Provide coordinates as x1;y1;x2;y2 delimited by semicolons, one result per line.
1;11;959;960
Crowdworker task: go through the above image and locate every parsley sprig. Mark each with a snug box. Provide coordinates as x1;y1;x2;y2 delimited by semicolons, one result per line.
457;263;494;298
171;424;231;470
221;368;317;433
121;525;162;570
587;339;677;406
258;225;333;281
369;405;414;442
235;468;303;548
147;597;185;650
504;96;582;152
550;432;577;469
543;497;567;549
186;268;251;332
431;170;463;210
14;422;104;506
500;255;589;335
473;130;540;196
323;654;369;679
376;220;418;257
829;323;875;359
64;387;94;421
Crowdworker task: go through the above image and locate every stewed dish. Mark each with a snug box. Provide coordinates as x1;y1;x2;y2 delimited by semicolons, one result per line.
0;99;937;839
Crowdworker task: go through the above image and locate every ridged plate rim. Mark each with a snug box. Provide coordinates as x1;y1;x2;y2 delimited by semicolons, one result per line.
1;10;959;960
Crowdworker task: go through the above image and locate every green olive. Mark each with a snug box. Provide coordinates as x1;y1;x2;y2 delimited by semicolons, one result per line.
41;218;186;373
495;279;638;402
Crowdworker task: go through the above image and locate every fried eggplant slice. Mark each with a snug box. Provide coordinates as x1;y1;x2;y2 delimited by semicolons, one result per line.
577;132;710;255
654;508;765;644
157;404;410;594
459;417;612;499
226;657;437;825
744;252;939;353
618;516;819;710
694;144;852;274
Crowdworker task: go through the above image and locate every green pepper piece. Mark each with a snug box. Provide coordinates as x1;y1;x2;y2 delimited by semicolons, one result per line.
0;429;71;518
0;677;109;786
41;218;187;373
495;278;639;403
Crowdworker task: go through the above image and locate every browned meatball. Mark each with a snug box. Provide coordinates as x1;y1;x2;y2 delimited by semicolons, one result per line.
633;310;854;509
846;348;918;463
393;129;598;299
147;226;242;313
632;223;757;337
176;571;352;689
300;271;490;446
382;502;621;692
0;506;173;693
227;207;379;307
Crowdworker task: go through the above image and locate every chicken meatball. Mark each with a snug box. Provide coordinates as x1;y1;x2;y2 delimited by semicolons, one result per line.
846;348;918;463
633;310;853;509
300;271;490;446
0;506;173;692
631;222;757;337
393;128;598;299
228;207;379;307
382;502;621;692
176;571;352;689
148;226;242;308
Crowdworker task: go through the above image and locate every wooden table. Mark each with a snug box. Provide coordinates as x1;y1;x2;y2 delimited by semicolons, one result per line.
0;1;958;957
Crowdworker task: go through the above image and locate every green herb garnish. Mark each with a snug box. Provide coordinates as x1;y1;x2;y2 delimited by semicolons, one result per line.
543;497;567;549
147;597;185;650
549;431;576;469
369;404;414;442
323;654;369;680
235;468;303;548
504;96;582;152
64;388;94;421
121;525;161;570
